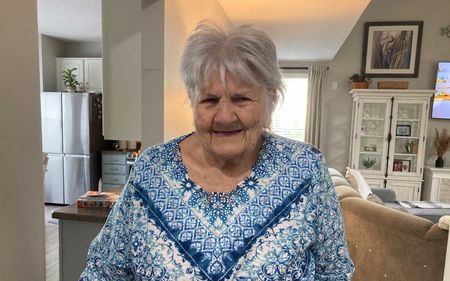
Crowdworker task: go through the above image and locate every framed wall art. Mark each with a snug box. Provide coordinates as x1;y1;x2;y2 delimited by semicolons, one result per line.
361;21;423;77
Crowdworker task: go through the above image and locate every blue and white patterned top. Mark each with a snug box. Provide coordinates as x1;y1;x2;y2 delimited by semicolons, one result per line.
80;133;354;280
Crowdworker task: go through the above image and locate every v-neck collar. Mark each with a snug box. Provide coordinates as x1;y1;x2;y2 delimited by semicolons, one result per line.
166;131;272;235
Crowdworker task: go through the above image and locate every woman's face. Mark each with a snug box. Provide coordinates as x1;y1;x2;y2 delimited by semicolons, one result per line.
193;73;271;162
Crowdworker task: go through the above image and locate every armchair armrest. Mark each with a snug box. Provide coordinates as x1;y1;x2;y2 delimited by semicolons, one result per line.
372;188;396;203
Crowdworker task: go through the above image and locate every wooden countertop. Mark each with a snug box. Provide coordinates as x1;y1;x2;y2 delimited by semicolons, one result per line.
52;204;110;223
52;204;111;223
52;188;122;223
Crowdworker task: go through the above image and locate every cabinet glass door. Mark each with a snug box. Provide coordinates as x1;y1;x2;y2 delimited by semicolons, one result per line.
357;101;389;174
390;101;425;176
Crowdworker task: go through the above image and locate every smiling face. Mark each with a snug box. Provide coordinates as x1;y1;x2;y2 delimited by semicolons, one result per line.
193;73;271;163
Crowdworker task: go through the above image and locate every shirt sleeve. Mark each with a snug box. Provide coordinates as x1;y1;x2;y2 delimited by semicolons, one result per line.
79;183;136;280
310;153;355;280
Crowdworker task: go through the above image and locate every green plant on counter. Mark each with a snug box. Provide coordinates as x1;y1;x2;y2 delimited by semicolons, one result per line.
61;68;80;90
362;158;376;168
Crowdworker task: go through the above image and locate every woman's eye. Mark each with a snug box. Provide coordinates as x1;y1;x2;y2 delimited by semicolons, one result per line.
200;97;219;104
233;96;251;103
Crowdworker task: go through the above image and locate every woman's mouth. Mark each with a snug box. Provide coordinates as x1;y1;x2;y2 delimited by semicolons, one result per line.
212;129;243;136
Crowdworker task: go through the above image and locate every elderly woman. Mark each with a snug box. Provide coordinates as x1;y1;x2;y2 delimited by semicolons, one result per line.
80;22;354;280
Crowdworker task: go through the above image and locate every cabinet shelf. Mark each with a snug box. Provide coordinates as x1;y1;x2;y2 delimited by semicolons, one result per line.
360;151;382;155
394;153;417;157
362;118;384;121
395;136;419;139
360;135;383;138
397;119;420;122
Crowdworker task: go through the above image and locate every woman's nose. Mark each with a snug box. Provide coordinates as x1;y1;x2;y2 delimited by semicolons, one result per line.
214;100;238;124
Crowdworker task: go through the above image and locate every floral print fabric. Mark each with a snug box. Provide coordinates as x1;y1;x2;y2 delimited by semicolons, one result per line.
80;133;354;280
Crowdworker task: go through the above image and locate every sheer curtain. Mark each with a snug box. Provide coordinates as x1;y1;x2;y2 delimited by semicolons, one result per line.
305;65;327;147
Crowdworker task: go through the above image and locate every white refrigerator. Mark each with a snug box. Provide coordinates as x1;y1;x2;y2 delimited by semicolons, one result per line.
41;92;104;204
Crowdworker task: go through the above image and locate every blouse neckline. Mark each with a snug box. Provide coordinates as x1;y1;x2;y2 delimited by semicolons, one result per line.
174;131;269;196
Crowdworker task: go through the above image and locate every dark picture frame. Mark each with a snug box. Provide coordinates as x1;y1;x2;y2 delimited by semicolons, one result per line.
401;160;411;172
393;159;410;172
396;124;411;136
393;160;403;172
362;21;423;77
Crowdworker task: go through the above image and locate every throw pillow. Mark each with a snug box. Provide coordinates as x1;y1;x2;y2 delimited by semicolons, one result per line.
367;193;385;205
328;168;344;178
345;167;373;199
331;176;353;188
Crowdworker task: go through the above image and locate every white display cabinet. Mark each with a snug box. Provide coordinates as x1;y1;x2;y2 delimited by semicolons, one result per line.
349;89;434;200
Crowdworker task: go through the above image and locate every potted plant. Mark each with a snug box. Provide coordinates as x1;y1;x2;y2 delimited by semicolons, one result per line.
61;68;80;93
433;128;450;167
349;73;372;89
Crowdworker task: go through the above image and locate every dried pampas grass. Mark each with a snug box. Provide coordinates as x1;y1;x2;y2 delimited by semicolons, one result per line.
433;128;450;157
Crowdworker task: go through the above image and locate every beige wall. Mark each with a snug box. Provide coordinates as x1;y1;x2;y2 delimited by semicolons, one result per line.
64;41;102;58
0;0;45;280
162;0;231;141
41;35;65;92
102;0;142;141
321;0;450;172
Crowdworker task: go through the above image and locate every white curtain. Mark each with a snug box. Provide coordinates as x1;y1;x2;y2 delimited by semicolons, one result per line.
305;65;327;147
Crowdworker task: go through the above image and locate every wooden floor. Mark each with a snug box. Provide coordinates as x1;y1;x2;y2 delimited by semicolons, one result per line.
45;204;60;281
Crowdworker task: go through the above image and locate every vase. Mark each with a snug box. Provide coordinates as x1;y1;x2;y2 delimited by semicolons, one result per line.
66;85;76;93
435;156;444;168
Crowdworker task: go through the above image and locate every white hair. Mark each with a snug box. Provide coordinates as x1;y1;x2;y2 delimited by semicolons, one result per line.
180;21;284;113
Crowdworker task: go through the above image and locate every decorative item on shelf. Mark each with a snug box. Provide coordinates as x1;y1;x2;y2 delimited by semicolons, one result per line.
368;122;378;135
396;124;411;136
377;81;409;89
393;159;410;172
405;140;418;154
360;125;368;135
349;73;372;89
61;68;80;93
362;158;376;169
364;144;377;152
362;104;372;118
433;128;450;168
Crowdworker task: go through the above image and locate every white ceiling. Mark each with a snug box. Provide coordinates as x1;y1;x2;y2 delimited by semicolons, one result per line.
37;0;370;60
38;0;102;42
217;0;371;61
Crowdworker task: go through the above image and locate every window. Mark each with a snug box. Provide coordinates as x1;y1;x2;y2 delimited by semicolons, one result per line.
271;72;308;141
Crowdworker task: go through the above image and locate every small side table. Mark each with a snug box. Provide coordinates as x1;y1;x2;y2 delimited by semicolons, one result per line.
422;166;450;203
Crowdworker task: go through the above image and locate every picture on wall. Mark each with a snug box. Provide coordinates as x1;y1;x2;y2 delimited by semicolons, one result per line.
361;21;423;77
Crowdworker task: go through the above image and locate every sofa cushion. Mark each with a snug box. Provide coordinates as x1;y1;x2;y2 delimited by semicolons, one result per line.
331;176;353;188
328;167;344;177
345;168;372;199
335;185;362;200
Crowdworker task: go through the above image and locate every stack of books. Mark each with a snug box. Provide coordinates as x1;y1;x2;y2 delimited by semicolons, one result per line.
77;191;119;208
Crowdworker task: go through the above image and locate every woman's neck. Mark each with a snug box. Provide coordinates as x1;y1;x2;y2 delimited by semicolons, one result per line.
179;133;264;192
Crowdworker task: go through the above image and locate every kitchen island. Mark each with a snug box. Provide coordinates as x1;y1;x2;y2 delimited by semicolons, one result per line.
52;204;111;281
